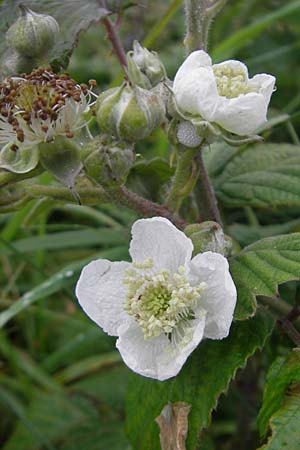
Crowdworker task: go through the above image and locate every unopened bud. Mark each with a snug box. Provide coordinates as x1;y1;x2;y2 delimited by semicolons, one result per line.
39;136;81;189
127;41;166;89
82;135;134;186
6;4;59;58
96;84;166;142
184;221;233;256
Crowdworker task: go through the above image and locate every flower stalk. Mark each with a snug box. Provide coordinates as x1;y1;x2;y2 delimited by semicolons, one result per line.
195;149;222;225
184;0;228;52
165;145;199;212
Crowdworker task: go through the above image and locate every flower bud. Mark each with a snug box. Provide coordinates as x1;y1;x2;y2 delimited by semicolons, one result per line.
82;135;134;186
184;221;233;256
96;84;165;142
126;41;166;89
39;136;82;189
6;5;59;58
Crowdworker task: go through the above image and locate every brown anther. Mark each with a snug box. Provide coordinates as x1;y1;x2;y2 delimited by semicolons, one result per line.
41;125;49;132
1;107;8;117
11;144;19;151
89;79;97;86
66;131;74;138
16;128;24;142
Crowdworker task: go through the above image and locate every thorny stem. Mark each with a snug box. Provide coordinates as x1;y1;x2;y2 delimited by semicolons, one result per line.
195;150;222;225
103;17;128;69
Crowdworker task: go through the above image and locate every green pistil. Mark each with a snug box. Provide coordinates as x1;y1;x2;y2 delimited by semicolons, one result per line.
213;64;258;99
123;261;207;341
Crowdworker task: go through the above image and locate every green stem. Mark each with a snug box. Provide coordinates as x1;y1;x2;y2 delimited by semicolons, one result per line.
195;150;222;225
184;0;228;53
165;146;199;212
25;184;109;204
25;183;186;227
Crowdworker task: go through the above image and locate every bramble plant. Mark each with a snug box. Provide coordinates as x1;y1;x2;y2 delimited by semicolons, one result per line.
1;1;300;449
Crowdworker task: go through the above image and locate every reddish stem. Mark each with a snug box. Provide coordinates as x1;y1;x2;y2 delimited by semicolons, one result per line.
103;17;128;69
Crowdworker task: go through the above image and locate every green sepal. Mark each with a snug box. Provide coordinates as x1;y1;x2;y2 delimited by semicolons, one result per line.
0;143;39;174
39;136;82;188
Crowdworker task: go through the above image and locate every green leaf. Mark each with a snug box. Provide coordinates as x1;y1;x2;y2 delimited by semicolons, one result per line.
228;219;300;247
209;143;300;208
229;233;300;320
0;1;127;74
126;310;274;450
257;349;300;450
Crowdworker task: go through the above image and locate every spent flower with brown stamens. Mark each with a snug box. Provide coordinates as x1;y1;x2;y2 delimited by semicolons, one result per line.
0;67;92;154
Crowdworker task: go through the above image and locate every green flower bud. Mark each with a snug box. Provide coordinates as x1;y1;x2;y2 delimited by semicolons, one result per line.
127;41;166;89
184;221;233;256
6;5;59;58
82;135;134;186
96;84;166;142
39;136;81;189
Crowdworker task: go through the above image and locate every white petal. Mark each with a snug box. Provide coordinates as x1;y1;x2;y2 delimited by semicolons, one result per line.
174;68;220;120
173;50;212;84
189;252;237;340
129;217;193;272
214;92;268;135
251;73;276;105
116;315;206;380
76;259;131;336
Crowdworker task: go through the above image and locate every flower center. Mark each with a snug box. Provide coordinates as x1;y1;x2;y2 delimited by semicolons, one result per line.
0;67;91;150
213;64;258;98
123;258;206;340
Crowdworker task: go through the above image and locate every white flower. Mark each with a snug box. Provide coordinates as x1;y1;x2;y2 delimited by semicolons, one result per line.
173;50;276;136
0;68;92;173
76;217;237;381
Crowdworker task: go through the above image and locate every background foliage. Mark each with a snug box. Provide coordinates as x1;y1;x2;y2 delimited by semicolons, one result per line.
1;0;300;449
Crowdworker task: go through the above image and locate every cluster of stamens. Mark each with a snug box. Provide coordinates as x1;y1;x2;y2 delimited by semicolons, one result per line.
0;67;94;150
123;258;206;342
213;64;258;99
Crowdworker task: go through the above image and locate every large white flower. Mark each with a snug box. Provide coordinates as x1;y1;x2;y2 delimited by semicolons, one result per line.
76;217;237;381
173;50;276;136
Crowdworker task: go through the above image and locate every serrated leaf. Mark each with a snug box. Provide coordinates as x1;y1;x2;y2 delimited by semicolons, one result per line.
0;0;125;74
258;349;300;436
208;143;300;208
229;233;300;320
257;349;300;450
126;310;274;450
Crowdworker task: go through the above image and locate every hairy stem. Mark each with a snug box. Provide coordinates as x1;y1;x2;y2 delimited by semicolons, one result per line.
195;150;222;225
184;0;228;52
25;183;185;227
103;17;128;69
108;186;186;228
165;146;199;212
